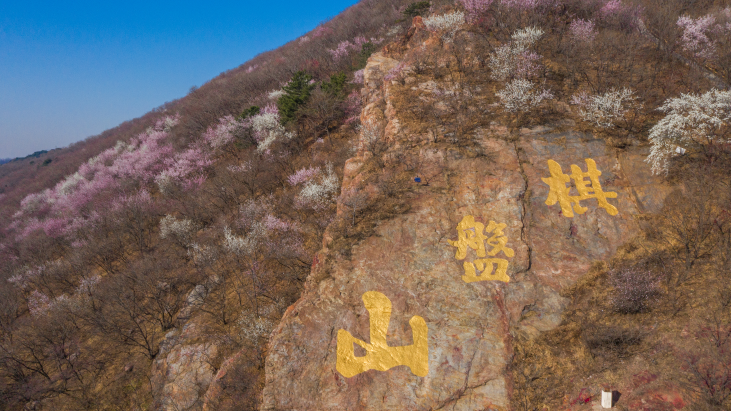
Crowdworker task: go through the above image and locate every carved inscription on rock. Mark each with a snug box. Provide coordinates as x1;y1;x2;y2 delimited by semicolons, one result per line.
336;291;429;378
448;215;515;283
541;158;618;217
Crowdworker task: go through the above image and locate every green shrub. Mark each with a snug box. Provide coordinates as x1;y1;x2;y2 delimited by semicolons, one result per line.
277;71;315;124
239;105;260;119
355;42;377;69
321;72;348;98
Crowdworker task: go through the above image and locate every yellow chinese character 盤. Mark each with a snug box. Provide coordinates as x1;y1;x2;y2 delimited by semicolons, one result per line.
336;291;428;378
449;215;515;283
541;158;618;217
448;216;515;260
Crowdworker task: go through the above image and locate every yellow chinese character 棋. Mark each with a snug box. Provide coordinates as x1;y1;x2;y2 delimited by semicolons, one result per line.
541;158;618;217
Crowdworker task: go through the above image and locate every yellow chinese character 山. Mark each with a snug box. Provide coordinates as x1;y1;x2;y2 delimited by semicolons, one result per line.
541;159;618;217
336;291;429;378
448;215;487;260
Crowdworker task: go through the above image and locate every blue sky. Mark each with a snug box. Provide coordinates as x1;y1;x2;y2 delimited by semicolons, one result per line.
0;0;359;159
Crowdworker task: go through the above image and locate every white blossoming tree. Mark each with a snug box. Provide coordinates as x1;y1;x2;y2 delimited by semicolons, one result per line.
423;11;465;41
223;224;266;256
295;163;340;210
488;27;553;114
267;89;285;100
496;79;554;113
250;105;294;153
159;214;197;249
647;89;731;174
570;88;640;128
488;27;544;82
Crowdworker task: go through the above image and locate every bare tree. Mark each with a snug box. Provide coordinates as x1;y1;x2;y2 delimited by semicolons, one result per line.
340;186;369;226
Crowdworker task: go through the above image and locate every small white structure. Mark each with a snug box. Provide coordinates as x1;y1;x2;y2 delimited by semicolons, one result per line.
601;390;613;408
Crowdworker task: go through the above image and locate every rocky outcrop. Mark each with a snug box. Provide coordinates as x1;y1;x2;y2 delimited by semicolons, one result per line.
151;321;218;411
260;50;672;410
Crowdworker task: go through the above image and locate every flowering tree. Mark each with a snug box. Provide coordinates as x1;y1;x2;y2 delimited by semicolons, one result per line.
599;0;641;31
250;104;293;152
203;115;245;150
496;79;553;113
570;88;639;128
356;118;388;160
295;163;339;210
267;89;285;101
326;36;380;64
27;290;52;317
677;14;719;60
159;214;198;249
384;62;408;82
263;214;306;261
569;19;597;44
312;26;334;38
600;0;624;17
647;89;731;174
219;199;277;259
352;69;364;85
223;225;265;257
328;40;353;61
287;166;321;186
263;214;298;232
459;0;494;23
488;27;544;82
677;11;731;85
500;0;555;12
423;11;465;40
76;275;102;299
237;312;275;347
107;127;174;183
328;37;368;61
156;144;212;196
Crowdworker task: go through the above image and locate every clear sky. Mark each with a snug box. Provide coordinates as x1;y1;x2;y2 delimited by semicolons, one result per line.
0;0;359;159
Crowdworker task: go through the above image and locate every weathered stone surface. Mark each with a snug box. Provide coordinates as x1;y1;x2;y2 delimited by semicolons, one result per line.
151;322;218;411
201;350;245;411
260;51;673;410
362;52;399;99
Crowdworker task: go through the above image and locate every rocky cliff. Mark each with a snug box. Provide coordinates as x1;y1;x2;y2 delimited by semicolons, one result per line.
259;44;672;410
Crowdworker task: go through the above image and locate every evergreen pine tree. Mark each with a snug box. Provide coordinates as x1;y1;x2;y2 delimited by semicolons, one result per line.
277;71;315;124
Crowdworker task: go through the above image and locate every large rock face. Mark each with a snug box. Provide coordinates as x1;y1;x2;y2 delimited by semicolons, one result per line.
260;53;672;410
